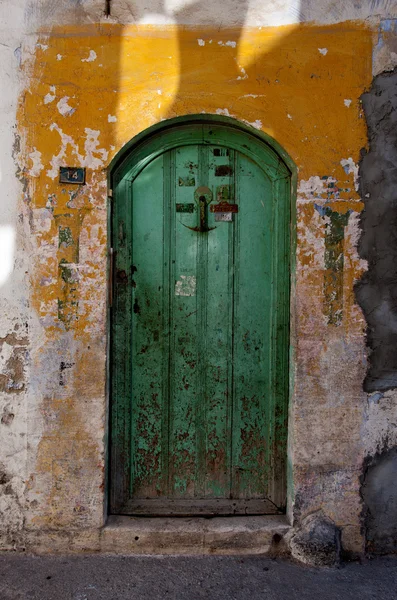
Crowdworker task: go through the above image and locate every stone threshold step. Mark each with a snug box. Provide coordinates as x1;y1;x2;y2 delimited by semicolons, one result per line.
101;515;291;556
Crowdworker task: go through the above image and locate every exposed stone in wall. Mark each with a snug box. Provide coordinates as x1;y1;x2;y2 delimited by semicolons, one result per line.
361;447;397;554
0;330;28;394
0;461;25;550
290;512;341;566
356;68;397;392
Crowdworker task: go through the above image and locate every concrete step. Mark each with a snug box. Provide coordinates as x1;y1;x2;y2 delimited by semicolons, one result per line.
101;515;291;555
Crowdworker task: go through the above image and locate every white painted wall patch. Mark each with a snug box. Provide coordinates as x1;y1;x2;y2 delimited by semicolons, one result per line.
237;66;248;80
28;148;44;177
57;97;75;117
340;157;359;190
244;119;262;130
0;225;15;287
217;40;236;48
81;50;97;63
298;175;326;198
83;128;108;168
216;108;231;116
175;275;196;296
47;124;108;178
44;86;56;104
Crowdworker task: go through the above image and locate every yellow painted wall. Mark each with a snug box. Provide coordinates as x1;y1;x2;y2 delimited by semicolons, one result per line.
24;23;372;181
21;21;372;330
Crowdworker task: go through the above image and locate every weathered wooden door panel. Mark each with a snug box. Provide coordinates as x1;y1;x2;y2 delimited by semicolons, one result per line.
111;123;290;516
130;153;165;498
232;153;273;501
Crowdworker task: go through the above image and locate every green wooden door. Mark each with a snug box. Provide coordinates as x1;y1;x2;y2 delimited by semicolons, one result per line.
111;122;291;516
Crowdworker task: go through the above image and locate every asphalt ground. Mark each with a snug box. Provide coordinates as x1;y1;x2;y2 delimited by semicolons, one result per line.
0;554;396;600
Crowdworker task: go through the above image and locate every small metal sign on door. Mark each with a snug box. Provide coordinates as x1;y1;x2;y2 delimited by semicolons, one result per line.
210;202;238;221
215;212;233;222
210;202;238;213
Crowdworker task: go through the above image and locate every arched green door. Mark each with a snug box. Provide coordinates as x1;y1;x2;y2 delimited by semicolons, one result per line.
110;120;291;515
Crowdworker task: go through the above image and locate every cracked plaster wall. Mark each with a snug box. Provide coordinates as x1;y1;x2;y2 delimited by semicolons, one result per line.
356;67;397;553
0;0;396;554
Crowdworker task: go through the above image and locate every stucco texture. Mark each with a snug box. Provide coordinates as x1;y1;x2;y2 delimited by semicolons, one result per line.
0;11;393;555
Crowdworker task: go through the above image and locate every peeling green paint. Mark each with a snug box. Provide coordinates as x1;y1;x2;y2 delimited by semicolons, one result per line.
111;123;291;515
58;260;79;329
58;226;74;248
315;204;351;325
59;259;78;284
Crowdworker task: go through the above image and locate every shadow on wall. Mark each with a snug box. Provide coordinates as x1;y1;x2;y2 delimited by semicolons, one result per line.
356;68;397;393
356;68;397;554
361;446;397;554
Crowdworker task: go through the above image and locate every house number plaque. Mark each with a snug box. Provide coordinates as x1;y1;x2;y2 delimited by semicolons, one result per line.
59;167;86;184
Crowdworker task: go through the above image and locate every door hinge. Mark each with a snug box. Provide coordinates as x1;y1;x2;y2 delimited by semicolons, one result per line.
108;189;113;201
108;247;114;308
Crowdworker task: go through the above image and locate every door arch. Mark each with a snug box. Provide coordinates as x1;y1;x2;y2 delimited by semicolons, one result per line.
110;115;294;516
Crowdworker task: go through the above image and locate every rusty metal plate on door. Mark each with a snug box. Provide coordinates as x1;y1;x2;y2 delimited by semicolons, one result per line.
210;202;238;213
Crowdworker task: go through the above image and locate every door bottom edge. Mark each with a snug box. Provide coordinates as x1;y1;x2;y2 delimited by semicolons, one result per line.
114;498;283;517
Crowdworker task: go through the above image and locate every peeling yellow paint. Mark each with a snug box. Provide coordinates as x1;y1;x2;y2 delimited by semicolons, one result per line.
17;21;374;533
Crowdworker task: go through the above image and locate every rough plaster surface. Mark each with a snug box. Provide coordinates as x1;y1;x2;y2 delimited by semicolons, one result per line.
356;60;397;559
0;0;396;559
357;68;397;392
289;512;341;566
17;20;373;555
0;0;36;549
361;447;397;554
373;19;397;75
15;0;397;28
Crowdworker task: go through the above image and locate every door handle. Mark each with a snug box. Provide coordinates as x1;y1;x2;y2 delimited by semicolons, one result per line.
183;186;216;233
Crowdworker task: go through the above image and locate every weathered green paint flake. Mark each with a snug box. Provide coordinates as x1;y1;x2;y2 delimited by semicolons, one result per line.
58;226;74;248
315;204;351;325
